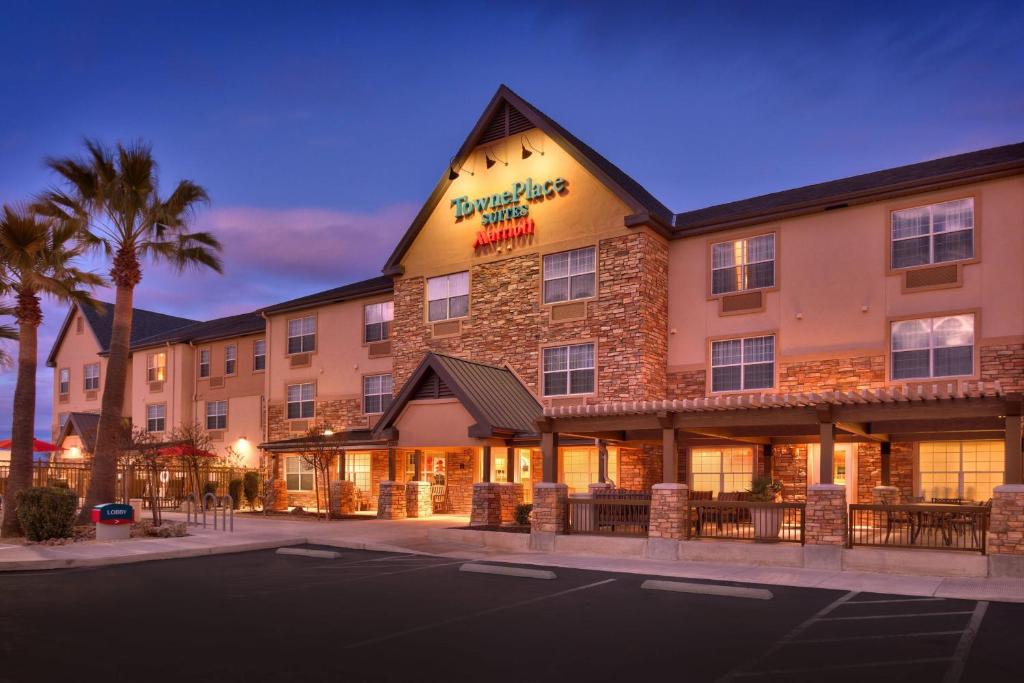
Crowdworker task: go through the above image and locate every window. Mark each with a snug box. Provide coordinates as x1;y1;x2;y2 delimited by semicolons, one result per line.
363;374;393;414
84;363;100;391
147;352;166;383
206;400;227;430
58;412;69;430
891;198;974;269
146;404;166;433
919;441;1003;501
253;339;266;371
342;451;371;493
364;302;393;342
891;314;974;380
198;349;210;378
543;246;596;304
711;234;775;295
287;383;315;419
711;335;775;392
543;343;595;396
286;456;315;491
287;316;316;354
426;272;469;322
58;368;70;395
691;447;754;496
224;345;237;375
561;447;618;494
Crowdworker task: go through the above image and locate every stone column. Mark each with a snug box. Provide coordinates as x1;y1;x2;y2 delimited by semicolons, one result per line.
870;485;900;505
330;480;357;515
529;482;568;550
377;481;407;520
805;483;846;569
405;480;433;518
271;479;288;511
499;482;525;524
470;482;503;526
988;484;1024;577
648;483;689;560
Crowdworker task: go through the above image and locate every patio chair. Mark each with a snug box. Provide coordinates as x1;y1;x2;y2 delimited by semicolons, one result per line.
430;484;449;513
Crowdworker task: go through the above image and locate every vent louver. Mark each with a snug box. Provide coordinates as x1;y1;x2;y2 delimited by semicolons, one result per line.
478;102;534;145
412;370;455;400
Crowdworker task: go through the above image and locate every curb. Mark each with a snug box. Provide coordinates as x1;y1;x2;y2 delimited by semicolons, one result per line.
641;579;774;600
276;547;341;559
459;563;556;579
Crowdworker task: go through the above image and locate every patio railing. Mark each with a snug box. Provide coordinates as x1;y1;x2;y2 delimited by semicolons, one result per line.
685;500;805;544
848;503;989;554
566;489;651;536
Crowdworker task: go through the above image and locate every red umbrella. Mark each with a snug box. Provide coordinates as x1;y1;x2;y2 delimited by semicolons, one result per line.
157;444;218;458
0;438;63;453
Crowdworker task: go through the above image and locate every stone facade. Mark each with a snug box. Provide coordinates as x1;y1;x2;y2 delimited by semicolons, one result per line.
405;481;433;518
392;232;669;404
666;369;705;400
980;344;1024;393
499;483;525;523
329;479;357;515
267;398;366;443
805;484;847;545
871;485;900;505
531;483;568;534
377;481;407;520
772;445;808;502
778;355;887;393
988;484;1024;555
648;483;689;540
470;483;503;526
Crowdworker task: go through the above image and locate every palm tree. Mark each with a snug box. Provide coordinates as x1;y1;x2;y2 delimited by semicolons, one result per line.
0;205;103;536
36;140;222;521
0;304;16;367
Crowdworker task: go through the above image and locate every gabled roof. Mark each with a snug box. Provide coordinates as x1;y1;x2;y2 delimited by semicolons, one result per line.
55;412;101;452
381;84;672;274
374;352;543;440
262;275;394;316
673;141;1024;235
131;310;266;350
46;300;198;367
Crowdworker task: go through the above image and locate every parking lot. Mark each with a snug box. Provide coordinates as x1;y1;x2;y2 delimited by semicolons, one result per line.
1;547;1021;682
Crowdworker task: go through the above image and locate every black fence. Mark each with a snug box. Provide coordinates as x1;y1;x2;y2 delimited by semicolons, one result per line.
685;500;806;544
848;503;989;554
566;489;651;536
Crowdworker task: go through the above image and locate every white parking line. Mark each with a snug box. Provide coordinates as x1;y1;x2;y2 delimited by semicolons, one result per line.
344;578;616;649
844;597;946;605
942;601;988;683
796;629;965;644
820;611;974;621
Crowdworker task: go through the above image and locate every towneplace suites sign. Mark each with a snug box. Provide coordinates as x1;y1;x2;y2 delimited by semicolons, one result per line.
449;177;568;249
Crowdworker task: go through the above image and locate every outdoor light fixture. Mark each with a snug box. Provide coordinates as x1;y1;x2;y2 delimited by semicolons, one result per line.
485;147;508;169
449;154;475;180
521;134;544;159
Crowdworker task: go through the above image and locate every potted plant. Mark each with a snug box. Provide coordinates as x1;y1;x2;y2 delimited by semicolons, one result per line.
747;476;784;541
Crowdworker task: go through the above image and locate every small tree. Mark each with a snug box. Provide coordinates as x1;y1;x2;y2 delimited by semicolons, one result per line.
164;422;217;505
297;426;341;520
243;471;260;511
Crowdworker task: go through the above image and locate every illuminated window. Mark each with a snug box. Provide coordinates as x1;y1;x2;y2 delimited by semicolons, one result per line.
543;343;595;396
84;363;100;391
691;447;754;496
253;340;265;371
711;335;774;392
206;400;227;430
920;441;1003;502
286;456;315;491
287;316;316;354
561;447;618;494
287;383;315;419
146;404;166;433
58;368;70;395
543;246;596;304
891;314;973;380
363;374;393;414
342;451;371;494
198;348;210;378
364;302;393;342
224;345;237;375
426;272;469;322
891;198;973;269
147;352;166;383
711;234;775;295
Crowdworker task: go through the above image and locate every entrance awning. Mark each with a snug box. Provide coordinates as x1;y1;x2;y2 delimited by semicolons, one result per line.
259;429;386;453
373;352;542;445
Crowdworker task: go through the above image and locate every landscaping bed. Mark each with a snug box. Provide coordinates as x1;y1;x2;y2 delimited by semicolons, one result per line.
454;524;530;534
19;520;189;546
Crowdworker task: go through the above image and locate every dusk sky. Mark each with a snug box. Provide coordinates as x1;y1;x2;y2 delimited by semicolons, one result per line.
1;0;1023;439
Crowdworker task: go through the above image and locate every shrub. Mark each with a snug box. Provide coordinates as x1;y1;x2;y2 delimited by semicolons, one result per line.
16;487;78;541
243;471;260;510
514;503;533;526
228;479;243;510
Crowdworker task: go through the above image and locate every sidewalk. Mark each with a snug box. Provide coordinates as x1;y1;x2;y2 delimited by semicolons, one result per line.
3;513;1022;604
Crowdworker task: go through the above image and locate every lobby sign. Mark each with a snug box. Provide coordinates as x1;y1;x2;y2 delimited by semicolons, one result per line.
449;177;568;249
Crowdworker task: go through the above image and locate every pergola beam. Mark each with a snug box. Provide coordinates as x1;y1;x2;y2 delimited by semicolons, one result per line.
835;421;889;442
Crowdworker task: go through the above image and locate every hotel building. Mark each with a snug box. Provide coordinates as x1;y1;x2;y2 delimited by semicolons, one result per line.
49;86;1024;569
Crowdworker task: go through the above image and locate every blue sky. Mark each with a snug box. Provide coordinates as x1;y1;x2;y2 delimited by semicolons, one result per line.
1;0;1023;439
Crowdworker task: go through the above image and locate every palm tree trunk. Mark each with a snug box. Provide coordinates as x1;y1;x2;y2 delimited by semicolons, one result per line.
2;317;38;536
77;283;134;522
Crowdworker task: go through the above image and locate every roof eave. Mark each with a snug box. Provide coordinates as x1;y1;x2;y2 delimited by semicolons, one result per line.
262;283;394;317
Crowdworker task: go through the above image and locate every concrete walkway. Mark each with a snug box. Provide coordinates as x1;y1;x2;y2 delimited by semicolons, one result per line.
3;512;1022;604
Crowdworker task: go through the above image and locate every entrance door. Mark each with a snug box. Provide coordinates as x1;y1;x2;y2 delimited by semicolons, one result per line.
807;443;858;505
518;448;532;503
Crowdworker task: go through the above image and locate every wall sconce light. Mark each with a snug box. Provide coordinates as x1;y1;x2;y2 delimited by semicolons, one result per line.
448;154;475;180
521;134;544;159
485;147;508;169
